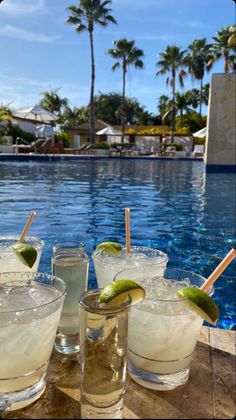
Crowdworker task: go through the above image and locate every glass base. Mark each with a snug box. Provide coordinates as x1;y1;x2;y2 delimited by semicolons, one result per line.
54;332;80;354
128;363;190;390
0;376;46;413
80;397;123;419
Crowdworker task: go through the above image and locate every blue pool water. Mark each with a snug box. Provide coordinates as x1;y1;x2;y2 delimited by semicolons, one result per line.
0;159;235;330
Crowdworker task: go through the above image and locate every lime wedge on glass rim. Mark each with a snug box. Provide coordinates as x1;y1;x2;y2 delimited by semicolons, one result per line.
13;243;37;268
98;279;146;307
176;287;219;325
96;242;123;256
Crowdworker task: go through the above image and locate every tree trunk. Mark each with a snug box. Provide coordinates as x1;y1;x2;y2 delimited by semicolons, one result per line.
199;78;203;121
171;76;176;143
89;28;95;144
121;61;126;143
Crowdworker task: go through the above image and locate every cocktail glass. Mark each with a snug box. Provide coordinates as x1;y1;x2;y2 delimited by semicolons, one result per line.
0;236;45;274
51;241;89;354
0;271;66;412
78;289;131;419
92;246;168;288
114;266;214;391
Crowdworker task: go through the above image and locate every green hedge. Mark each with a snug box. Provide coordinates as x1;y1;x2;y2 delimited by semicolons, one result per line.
92;142;110;149
193;138;205;145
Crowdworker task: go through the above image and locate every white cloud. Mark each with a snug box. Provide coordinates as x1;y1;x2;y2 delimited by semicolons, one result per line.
113;0;173;7
0;72;90;110
0;0;46;15
135;34;176;42
102;29;175;42
0;25;61;43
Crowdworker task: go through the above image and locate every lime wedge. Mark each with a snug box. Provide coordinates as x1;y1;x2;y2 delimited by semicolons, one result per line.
176;287;219;325
96;242;122;256
98;279;145;307
13;243;37;268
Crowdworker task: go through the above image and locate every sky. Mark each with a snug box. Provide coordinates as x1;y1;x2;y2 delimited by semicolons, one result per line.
0;0;235;115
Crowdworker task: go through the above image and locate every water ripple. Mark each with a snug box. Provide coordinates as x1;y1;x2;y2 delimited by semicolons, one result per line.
0;159;235;329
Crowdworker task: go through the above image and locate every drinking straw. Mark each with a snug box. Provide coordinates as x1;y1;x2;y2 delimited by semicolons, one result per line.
200;248;236;292
125;207;131;254
19;211;37;243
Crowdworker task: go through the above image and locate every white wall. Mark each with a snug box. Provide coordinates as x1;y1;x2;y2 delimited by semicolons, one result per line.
12;118;36;134
205;74;236;166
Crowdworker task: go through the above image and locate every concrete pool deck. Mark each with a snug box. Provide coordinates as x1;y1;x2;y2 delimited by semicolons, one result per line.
4;326;235;419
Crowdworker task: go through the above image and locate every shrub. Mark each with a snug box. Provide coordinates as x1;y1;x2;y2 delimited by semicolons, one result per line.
54;131;71;148
92;142;110;149
193;138;205;145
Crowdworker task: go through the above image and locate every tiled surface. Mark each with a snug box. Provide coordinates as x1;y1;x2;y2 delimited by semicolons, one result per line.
3;327;236;419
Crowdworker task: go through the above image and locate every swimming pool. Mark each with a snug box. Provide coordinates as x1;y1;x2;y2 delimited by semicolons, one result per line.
0;159;235;330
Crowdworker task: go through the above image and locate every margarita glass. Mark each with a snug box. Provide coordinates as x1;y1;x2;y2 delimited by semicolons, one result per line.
0;271;66;412
114;266;214;390
92;246;168;288
0;236;44;274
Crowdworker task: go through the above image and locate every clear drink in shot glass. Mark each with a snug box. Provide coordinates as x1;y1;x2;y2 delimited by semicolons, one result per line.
114;266;214;391
79;289;131;419
51;241;89;354
92;245;168;288
0;236;45;274
0;271;66;412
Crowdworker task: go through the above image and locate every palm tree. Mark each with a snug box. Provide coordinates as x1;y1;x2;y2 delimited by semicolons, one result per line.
156;45;187;142
201;83;210;107
157;94;170;123
39;88;68;120
175;92;193;128
185;38;212;120
208;25;236;73
66;1;116;144
106;38;144;142
61;105;89;128
228;24;236;48
186;88;200;110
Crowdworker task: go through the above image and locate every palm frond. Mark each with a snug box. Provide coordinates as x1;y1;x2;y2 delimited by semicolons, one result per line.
112;62;120;71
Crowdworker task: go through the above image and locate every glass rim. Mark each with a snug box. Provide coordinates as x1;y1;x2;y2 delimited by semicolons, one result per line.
0;235;45;249
92;245;168;267
78;288;132;314
114;267;212;304
51;252;89;262
0;271;66;314
52;240;85;249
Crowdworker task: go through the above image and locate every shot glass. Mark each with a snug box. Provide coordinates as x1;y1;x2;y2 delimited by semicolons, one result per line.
79;289;131;419
0;271;66;413
92;245;168;288
0;236;45;274
51;241;89;354
114;266;214;391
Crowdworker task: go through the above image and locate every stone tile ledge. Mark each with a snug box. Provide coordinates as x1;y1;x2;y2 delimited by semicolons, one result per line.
3;326;236;419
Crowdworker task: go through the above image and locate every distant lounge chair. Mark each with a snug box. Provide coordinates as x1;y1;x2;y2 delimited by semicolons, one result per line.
64;143;88;155
193;145;204;157
164;146;176;157
13;137;55;154
37;137;54;154
13;137;46;154
78;143;96;155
